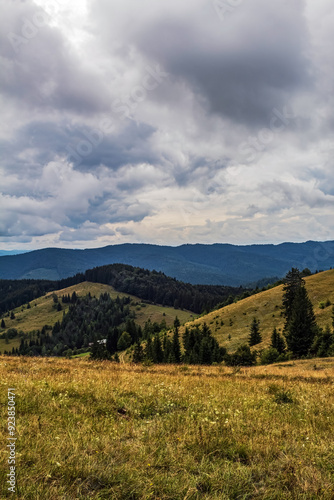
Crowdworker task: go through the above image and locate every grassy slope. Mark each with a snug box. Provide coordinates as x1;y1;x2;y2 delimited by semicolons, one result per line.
0;282;195;352
182;269;334;352
0;356;333;499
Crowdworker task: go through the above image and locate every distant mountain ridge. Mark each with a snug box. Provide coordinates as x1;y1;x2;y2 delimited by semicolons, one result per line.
0;241;333;286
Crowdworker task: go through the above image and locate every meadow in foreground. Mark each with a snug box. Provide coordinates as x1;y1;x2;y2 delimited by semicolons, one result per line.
1;356;334;499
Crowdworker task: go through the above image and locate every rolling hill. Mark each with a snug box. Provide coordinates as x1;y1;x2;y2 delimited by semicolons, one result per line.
182;269;334;352
0;281;195;353
2;269;334;357
0;240;334;285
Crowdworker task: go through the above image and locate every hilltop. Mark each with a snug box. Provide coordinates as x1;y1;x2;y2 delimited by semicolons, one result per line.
0;281;195;354
183;269;334;352
0;263;244;315
1;240;334;285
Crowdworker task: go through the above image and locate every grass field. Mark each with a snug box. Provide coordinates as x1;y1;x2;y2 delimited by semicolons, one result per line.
183;269;334;352
0;282;195;353
0;356;334;498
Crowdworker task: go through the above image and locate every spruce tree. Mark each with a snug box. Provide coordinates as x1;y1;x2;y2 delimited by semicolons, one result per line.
152;334;163;363
107;327;118;355
285;286;318;357
248;317;262;346
172;325;181;363
282;268;304;328
199;337;212;365
144;336;153;361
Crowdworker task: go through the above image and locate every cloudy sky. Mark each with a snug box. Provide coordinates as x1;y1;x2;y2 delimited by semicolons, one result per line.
0;0;333;250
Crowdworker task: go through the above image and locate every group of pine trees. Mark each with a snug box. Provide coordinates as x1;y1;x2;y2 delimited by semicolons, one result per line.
247;268;334;363
131;319;226;365
4;293;137;358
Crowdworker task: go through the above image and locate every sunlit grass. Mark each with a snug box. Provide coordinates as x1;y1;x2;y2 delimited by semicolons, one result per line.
1;356;333;498
183;269;334;352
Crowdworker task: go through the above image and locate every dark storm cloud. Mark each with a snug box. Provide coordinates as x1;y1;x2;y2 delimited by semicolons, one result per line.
92;0;312;128
65;120;159;171
1;119;159;180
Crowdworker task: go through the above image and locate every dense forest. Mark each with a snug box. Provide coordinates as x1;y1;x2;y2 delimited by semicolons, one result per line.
5;292;135;358
0;279;56;315
0;263;250;315
3;290;228;365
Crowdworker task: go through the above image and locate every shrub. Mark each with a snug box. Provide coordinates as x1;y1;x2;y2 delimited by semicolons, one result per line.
268;384;294;404
224;344;256;366
260;347;279;365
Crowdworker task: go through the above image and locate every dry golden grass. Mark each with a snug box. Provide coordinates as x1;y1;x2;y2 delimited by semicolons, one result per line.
1;356;334;498
183;269;334;352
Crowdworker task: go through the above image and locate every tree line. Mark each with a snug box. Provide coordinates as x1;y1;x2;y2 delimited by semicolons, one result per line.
0;263;249;317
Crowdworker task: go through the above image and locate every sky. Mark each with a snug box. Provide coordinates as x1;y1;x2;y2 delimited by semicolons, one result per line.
0;0;333;250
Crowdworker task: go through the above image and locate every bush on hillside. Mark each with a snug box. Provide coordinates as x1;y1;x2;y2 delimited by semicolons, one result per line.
224;344;256;366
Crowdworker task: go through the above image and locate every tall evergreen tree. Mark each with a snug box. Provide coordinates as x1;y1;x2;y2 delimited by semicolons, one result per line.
152;334;163;363
106;327;119;355
248;317;262;346
285;286;318;357
144;336;153;361
282;268;304;329
172;325;181;363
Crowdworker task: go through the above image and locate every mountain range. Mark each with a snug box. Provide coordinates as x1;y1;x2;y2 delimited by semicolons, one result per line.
0;241;333;285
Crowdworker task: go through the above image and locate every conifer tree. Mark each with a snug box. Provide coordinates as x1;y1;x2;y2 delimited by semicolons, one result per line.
1;319;5;329
270;327;285;354
311;325;334;357
248;317;262;346
144;336;153;361
107;327;119;355
285;286;318;357
152;334;163;363
162;333;172;363
172;325;181;363
282;268;304;328
132;341;144;363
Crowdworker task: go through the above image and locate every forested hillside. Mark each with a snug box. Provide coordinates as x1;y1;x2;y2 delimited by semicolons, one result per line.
183;269;334;355
0;264;247;316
